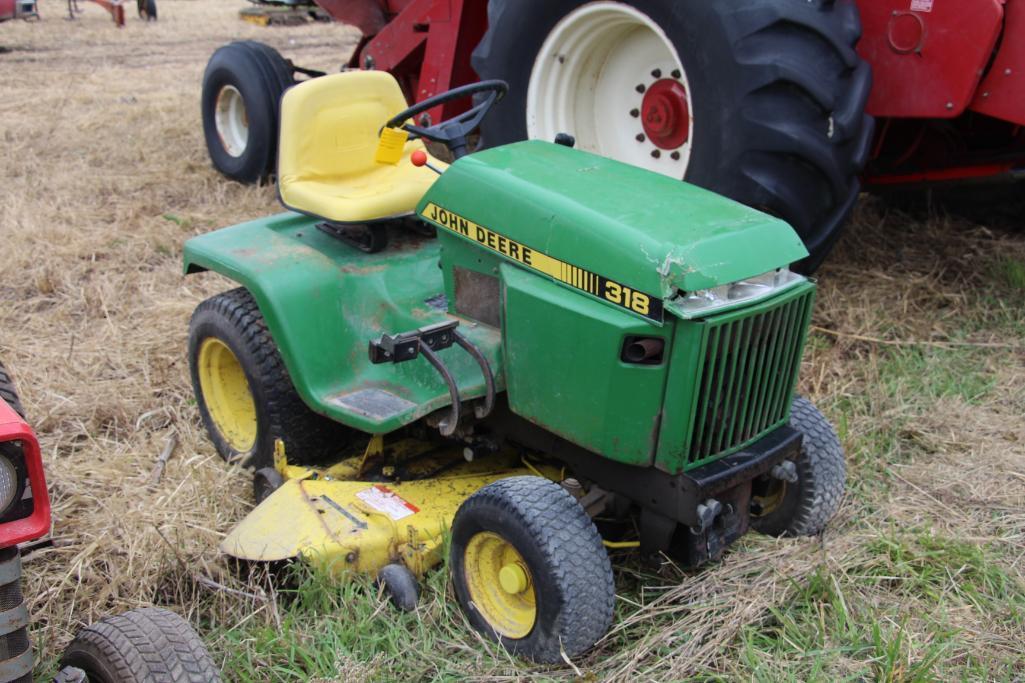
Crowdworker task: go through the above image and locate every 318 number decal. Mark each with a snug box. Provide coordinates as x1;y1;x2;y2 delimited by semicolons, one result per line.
604;282;651;316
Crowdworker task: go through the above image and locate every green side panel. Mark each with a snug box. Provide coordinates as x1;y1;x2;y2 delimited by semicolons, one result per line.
501;263;671;467
182;213;501;434
656;281;816;474
418;140;808;299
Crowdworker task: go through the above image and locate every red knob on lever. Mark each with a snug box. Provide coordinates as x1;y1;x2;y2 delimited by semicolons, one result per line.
411;150;428;167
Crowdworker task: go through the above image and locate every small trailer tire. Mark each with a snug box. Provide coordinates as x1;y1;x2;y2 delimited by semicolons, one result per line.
202;41;293;184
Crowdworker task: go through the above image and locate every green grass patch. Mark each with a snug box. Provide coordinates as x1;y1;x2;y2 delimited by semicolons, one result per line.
989;256;1025;291
737;530;1024;681
877;347;995;405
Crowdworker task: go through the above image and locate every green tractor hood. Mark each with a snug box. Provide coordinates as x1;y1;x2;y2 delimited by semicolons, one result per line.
418;141;808;299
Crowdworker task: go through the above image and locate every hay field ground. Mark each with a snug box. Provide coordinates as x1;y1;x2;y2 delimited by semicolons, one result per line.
1;1;1023;680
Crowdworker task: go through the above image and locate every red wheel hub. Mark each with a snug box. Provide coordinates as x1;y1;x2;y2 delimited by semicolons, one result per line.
641;79;690;150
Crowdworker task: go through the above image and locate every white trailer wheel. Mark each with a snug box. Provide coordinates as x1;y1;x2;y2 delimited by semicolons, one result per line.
214;84;249;159
526;2;692;177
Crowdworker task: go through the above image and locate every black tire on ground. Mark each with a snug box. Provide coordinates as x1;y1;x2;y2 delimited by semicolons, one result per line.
252;467;284;504
751;396;846;537
450;476;615;663
201;41;294;184
58;607;220;683
378;563;420;612
472;0;874;271
188;288;355;469
0;361;25;419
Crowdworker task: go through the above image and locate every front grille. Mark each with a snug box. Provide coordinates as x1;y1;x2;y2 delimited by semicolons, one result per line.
688;287;814;464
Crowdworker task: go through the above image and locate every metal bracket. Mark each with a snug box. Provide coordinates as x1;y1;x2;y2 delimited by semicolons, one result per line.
368;321;496;434
369;321;459;364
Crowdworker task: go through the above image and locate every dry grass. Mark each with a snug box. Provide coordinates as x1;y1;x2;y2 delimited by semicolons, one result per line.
1;1;1023;680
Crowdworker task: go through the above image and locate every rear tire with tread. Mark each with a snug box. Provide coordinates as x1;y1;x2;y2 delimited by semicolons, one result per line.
58;607;219;683
188;287;355;469
473;0;873;271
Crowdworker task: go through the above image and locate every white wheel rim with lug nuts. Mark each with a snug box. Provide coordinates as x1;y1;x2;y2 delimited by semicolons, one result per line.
527;2;693;178
214;85;249;158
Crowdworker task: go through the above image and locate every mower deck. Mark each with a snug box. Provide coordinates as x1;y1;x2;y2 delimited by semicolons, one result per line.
221;440;557;577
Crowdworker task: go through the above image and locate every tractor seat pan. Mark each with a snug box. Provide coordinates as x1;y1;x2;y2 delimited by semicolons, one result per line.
277;71;445;224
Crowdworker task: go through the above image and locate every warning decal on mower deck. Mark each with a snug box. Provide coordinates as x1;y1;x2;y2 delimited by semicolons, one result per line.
355;485;420;521
421;202;664;323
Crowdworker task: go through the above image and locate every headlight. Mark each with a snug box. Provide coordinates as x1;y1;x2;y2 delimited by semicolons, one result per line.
0;455;18;514
673;269;803;318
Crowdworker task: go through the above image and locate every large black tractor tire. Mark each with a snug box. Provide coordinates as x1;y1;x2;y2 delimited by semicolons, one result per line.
201;41;294;184
58;607;219;683
450;476;615;663
0;361;25;419
751;396;846;537
188;288;356;469
473;0;874;271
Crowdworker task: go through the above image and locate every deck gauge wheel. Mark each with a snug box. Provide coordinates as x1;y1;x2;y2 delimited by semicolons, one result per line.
379;563;420;612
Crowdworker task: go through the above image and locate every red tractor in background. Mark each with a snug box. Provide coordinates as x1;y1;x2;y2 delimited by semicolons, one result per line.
0;363;218;683
201;0;1025;269
0;0;37;22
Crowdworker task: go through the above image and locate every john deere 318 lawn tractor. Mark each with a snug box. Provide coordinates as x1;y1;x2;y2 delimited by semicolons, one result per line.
183;71;845;662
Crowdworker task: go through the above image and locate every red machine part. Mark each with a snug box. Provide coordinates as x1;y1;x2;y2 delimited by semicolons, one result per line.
0;400;51;549
315;0;486;124
641;79;690;150
857;0;1005;119
309;0;1024;187
970;0;1025;126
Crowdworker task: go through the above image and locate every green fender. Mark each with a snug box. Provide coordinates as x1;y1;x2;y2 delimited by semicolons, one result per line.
183;212;502;434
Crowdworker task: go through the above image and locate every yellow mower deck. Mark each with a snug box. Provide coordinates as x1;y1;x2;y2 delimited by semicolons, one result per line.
221;439;558;577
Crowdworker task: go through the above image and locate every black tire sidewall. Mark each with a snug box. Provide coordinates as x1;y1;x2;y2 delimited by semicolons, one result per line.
188;309;273;470
60;646;133;683
450;500;567;659
201;44;279;183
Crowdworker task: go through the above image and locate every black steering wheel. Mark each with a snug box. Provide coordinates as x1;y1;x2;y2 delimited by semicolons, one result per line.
383;80;509;160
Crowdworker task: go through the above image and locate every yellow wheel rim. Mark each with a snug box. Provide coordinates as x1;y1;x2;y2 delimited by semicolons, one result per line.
753;480;787;517
463;531;536;639
197;338;258;453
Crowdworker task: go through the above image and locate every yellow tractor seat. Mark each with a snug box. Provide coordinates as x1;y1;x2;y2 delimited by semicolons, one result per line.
277;71;445;224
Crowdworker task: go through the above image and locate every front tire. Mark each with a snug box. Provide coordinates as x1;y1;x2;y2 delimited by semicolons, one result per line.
188;288;354;469
58;607;219;683
450;476;615;663
473;0;873;270
751;396;846;536
201;42;293;184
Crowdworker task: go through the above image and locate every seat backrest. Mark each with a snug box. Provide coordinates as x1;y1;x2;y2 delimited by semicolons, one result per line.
278;71;409;185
